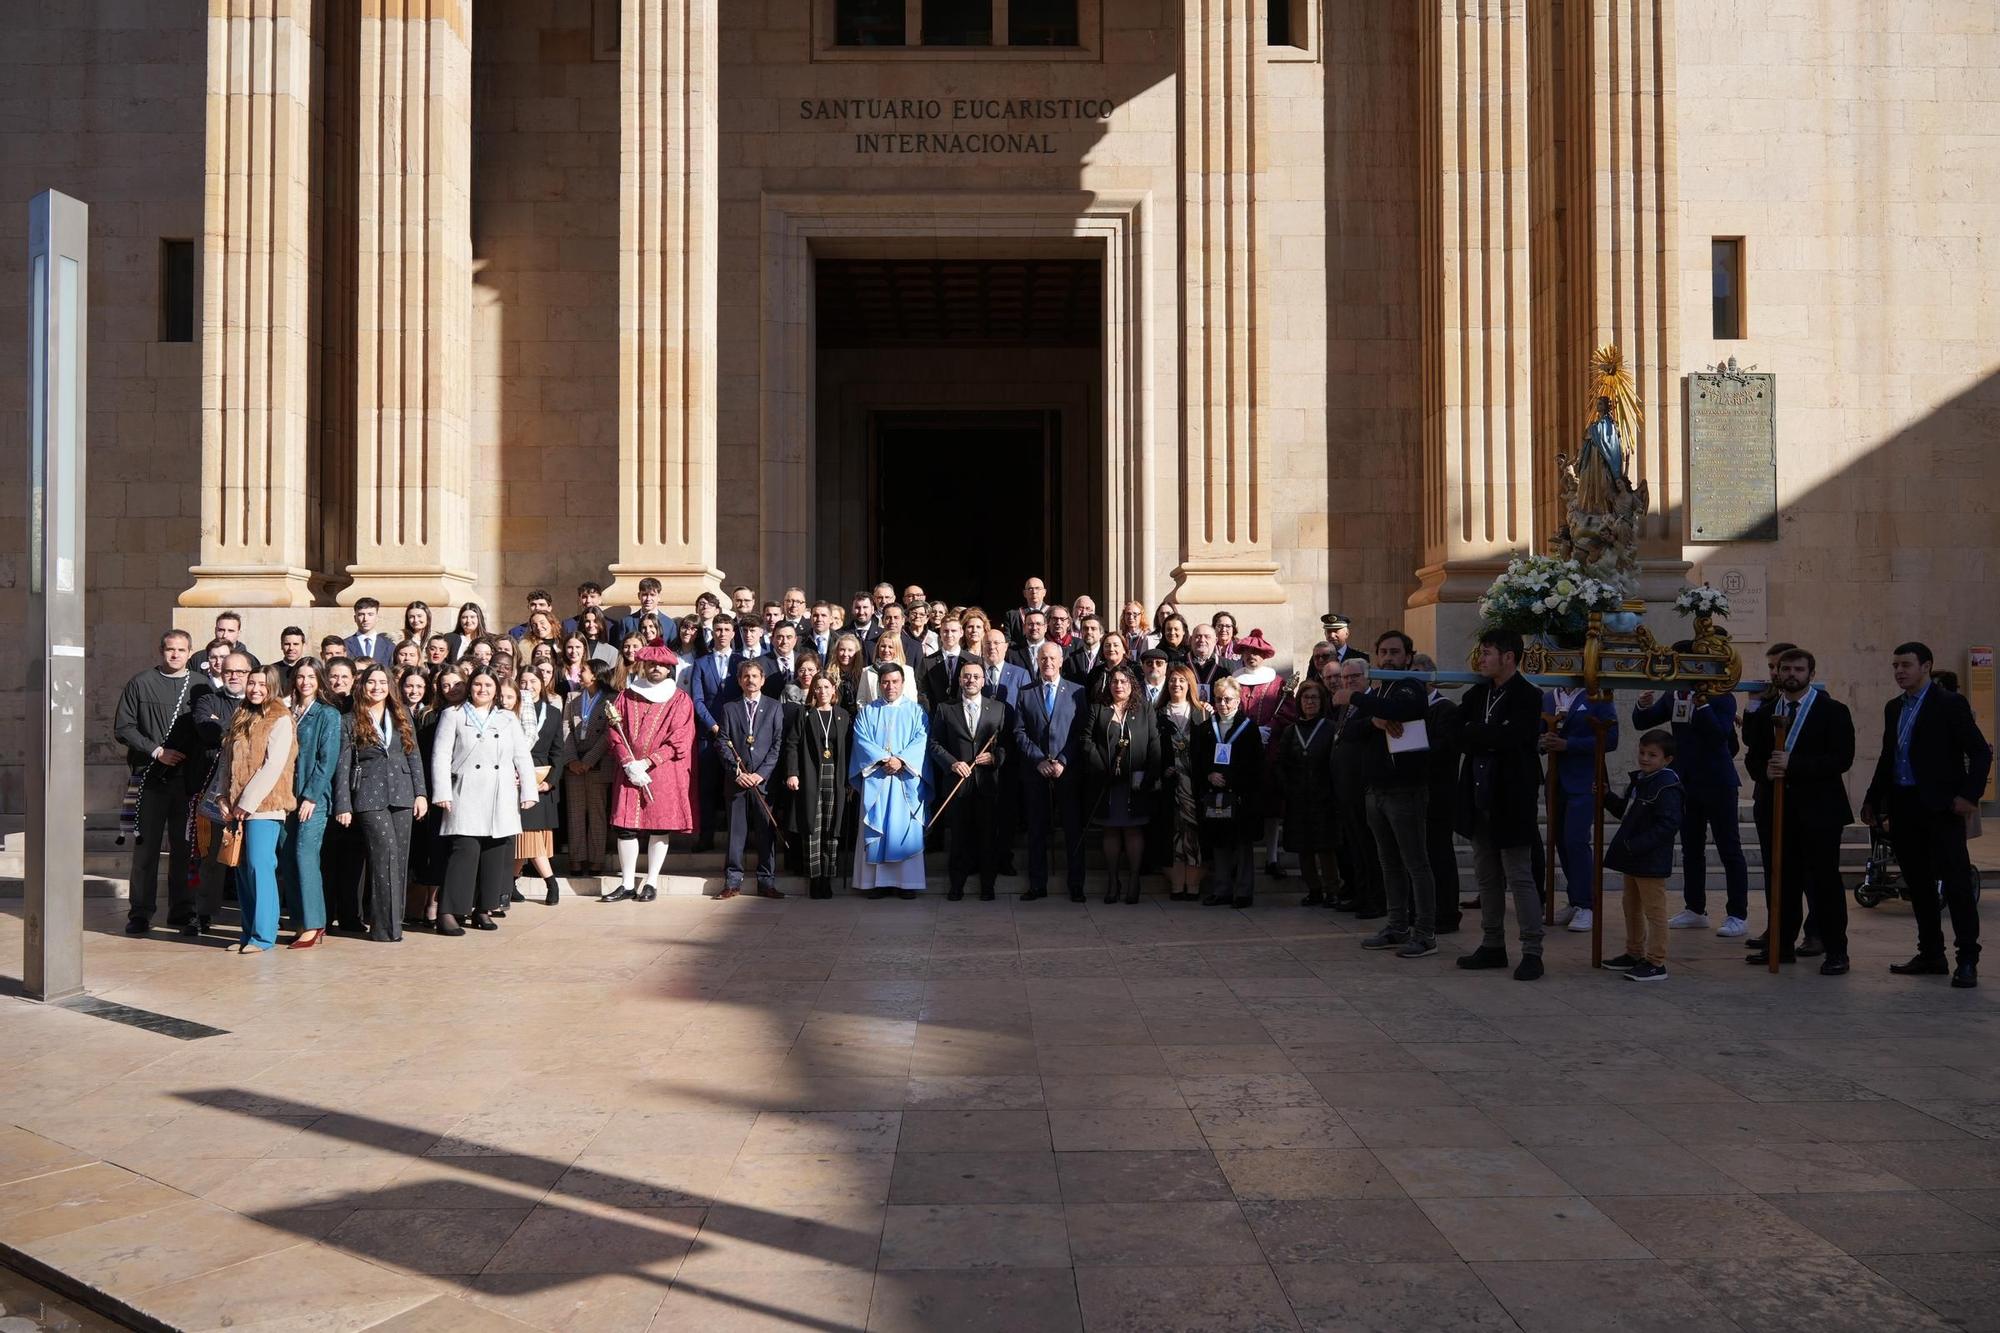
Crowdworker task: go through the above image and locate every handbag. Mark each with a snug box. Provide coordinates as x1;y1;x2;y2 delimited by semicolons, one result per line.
216;819;245;868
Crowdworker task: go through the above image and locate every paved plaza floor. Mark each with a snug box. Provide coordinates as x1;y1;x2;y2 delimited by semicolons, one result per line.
1;886;1997;1332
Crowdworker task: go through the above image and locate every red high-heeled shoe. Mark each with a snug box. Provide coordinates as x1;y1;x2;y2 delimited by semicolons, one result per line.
287;929;324;950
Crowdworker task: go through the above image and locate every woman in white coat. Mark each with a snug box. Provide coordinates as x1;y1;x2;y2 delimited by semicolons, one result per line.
429;666;537;936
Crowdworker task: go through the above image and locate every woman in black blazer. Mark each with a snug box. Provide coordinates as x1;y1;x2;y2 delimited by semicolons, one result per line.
1083;665;1161;904
443;601;489;661
1192;675;1265;908
512;669;566;906
333;664;429;941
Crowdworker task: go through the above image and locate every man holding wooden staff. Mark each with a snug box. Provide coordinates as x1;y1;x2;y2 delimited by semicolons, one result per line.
1743;648;1855;972
928;658;1009;901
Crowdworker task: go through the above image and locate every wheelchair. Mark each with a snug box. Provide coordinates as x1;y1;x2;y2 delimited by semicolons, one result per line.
1852;827;1984;910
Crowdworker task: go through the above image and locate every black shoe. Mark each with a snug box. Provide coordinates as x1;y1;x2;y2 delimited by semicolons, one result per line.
1231;897;1252;909
1797;933;1823;958
490;908;507;919
637;884;658;903
1102;882;1120;905
545;880;561;907
1513;955;1545;982
866;888;891;900
165;911;192;928
809;880;833;900
509;886;526;904
1745;934;1766;950
1745;950;1796;965
1601;953;1641;970
1020;888;1046;901
1301;892;1326;907
602;885;635;902
471;913;499;931
1069;891;1087;903
1201;893;1230;907
124;917;150;936
947;887;965;901
1819;957;1850;976
897;889;918;900
435;915;466;937
980;889;996;902
1434;917;1463;935
1953;963;1979;989
1889;954;1950;976
1124;885;1141;905
180;916;206;938
1265;862;1287;879
1456;946;1509;971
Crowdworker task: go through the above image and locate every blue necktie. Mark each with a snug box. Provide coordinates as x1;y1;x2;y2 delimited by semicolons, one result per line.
1044;684;1056;714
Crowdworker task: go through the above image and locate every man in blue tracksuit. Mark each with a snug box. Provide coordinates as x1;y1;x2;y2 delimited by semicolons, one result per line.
1539;688;1618;932
1632;682;1749;936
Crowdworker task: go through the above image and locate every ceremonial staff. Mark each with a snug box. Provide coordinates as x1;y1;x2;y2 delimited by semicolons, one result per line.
602;702;650;807
719;725;788;855
1541;710;1562;926
928;729;998;830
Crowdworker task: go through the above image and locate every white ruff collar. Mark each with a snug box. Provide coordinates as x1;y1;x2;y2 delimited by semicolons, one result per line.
627;676;677;704
1234;665;1277;687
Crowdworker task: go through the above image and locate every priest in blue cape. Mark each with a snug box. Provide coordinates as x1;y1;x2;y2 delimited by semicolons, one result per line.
850;662;931;899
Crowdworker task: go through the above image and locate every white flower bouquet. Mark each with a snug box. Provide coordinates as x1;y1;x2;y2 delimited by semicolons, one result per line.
1673;584;1731;619
1479;555;1624;644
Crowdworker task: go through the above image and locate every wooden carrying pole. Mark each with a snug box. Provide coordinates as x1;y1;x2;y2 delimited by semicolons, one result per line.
1542;713;1561;925
1768;747;1786;975
1588;713;1612;969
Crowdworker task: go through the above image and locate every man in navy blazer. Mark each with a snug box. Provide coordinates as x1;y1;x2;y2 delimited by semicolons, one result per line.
1743;647;1855;971
978;628;1031;709
688;614;745;851
977;627;1032;872
1633;676;1749;934
1862;641;1992;986
716;659;784;900
342;598;397;666
1540;687;1619;930
1015;642;1086;901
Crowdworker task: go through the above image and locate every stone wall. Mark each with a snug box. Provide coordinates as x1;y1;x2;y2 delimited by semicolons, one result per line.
1676;0;2000;773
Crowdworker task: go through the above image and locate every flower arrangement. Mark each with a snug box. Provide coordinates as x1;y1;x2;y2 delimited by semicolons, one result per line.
1479;555;1624;644
1673;584;1731;619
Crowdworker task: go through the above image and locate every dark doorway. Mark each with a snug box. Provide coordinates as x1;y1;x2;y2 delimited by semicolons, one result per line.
871;410;1058;612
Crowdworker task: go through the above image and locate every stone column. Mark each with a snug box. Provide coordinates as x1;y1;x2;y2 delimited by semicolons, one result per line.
340;0;476;607
1407;0;1537;657
1557;0;1685;597
605;0;723;606
183;0;318;609
1170;0;1285;610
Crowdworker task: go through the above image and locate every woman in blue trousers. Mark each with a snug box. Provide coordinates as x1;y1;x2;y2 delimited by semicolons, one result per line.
279;657;340;950
217;666;296;953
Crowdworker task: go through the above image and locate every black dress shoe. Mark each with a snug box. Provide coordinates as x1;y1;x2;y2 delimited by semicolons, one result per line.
1068;891;1087;903
1797;934;1824;958
1301;892;1326;907
124;917;151;936
1745;934;1766;949
435;916;466;937
1020;888;1047;901
979;889;995;901
1819;957;1850;975
947;887;964;901
1745;949;1796;965
602;885;636;902
470;914;499;931
1265;862;1287;879
897;889;918;900
1953;963;1979;989
637;884;658;903
166;911;192;928
509;886;526;904
1456;946;1509;970
180;916;205;937
1513;955;1544;981
1890;954;1950;976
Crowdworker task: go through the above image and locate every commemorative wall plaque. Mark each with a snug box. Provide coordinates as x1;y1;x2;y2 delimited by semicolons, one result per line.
1685;370;1778;542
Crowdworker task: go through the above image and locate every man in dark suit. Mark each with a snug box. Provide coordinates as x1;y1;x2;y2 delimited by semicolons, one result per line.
1322;613;1370;665
779;586;811;637
1862;641;1993;987
1063;615;1106;684
1744;648;1855;971
717;660;784;899
878;602;925;668
1004;576;1052;647
1186;623;1236;701
1008;610;1053;671
979;629;1031;709
1015;642;1086;902
1634;672;1751;937
980;627;1032;873
1454;630;1549;980
845;591;881;656
342;597;397;666
803;602;838;664
766;623;801;699
929;659;1010;900
688;614;745;851
1409;654;1463;933
922;614;970;708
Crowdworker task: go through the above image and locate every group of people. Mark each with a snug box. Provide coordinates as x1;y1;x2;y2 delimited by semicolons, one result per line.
112;578;1990;987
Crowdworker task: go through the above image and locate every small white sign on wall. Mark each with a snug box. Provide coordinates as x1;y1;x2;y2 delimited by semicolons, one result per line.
1698;564;1768;643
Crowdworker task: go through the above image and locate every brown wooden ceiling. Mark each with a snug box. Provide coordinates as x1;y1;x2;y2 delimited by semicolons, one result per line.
815;257;1102;349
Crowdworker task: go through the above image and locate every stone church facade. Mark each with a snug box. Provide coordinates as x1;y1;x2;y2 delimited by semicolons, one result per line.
1;0;1995;811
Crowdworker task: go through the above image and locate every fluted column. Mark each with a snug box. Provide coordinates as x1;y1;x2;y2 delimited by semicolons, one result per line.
183;0;318;609
1170;0;1284;610
605;0;723;606
1408;0;1536;654
341;0;476;607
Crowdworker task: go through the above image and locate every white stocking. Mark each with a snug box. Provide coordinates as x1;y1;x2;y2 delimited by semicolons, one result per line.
616;836;640;892
645;835;670;884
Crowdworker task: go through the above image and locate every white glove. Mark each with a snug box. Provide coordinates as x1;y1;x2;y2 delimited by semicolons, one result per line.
623;761;653;786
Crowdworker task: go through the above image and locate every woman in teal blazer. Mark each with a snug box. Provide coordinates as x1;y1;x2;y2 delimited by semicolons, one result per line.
279;659;343;949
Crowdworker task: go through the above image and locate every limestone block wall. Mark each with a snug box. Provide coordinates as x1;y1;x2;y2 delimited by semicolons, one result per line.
1677;0;2000;775
0;3;206;814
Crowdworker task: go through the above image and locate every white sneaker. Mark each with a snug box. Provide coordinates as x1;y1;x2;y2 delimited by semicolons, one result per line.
1553;904;1578;927
1668;910;1710;930
1716;916;1748;938
1567;907;1593;933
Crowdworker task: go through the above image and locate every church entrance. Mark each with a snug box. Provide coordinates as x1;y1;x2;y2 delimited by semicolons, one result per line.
870;410;1058;613
812;250;1104;611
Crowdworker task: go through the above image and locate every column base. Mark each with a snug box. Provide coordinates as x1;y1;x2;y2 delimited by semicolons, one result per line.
179;566;316;609
337;565;479;608
1404;558;1512;668
1168;557;1287;612
604;563;725;609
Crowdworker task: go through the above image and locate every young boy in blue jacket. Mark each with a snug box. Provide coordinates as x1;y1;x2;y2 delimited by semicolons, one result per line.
1602;730;1685;981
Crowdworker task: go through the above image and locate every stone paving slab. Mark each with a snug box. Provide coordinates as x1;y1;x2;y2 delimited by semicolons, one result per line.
1;888;1995;1331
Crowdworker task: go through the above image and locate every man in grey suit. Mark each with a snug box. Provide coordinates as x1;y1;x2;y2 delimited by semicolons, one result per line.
929;658;1009;900
342;597;397;666
1015;642;1087;902
718;659;784;900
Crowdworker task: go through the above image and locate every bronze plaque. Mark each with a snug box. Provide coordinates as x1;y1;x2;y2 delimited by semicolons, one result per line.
1685;371;1778;542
